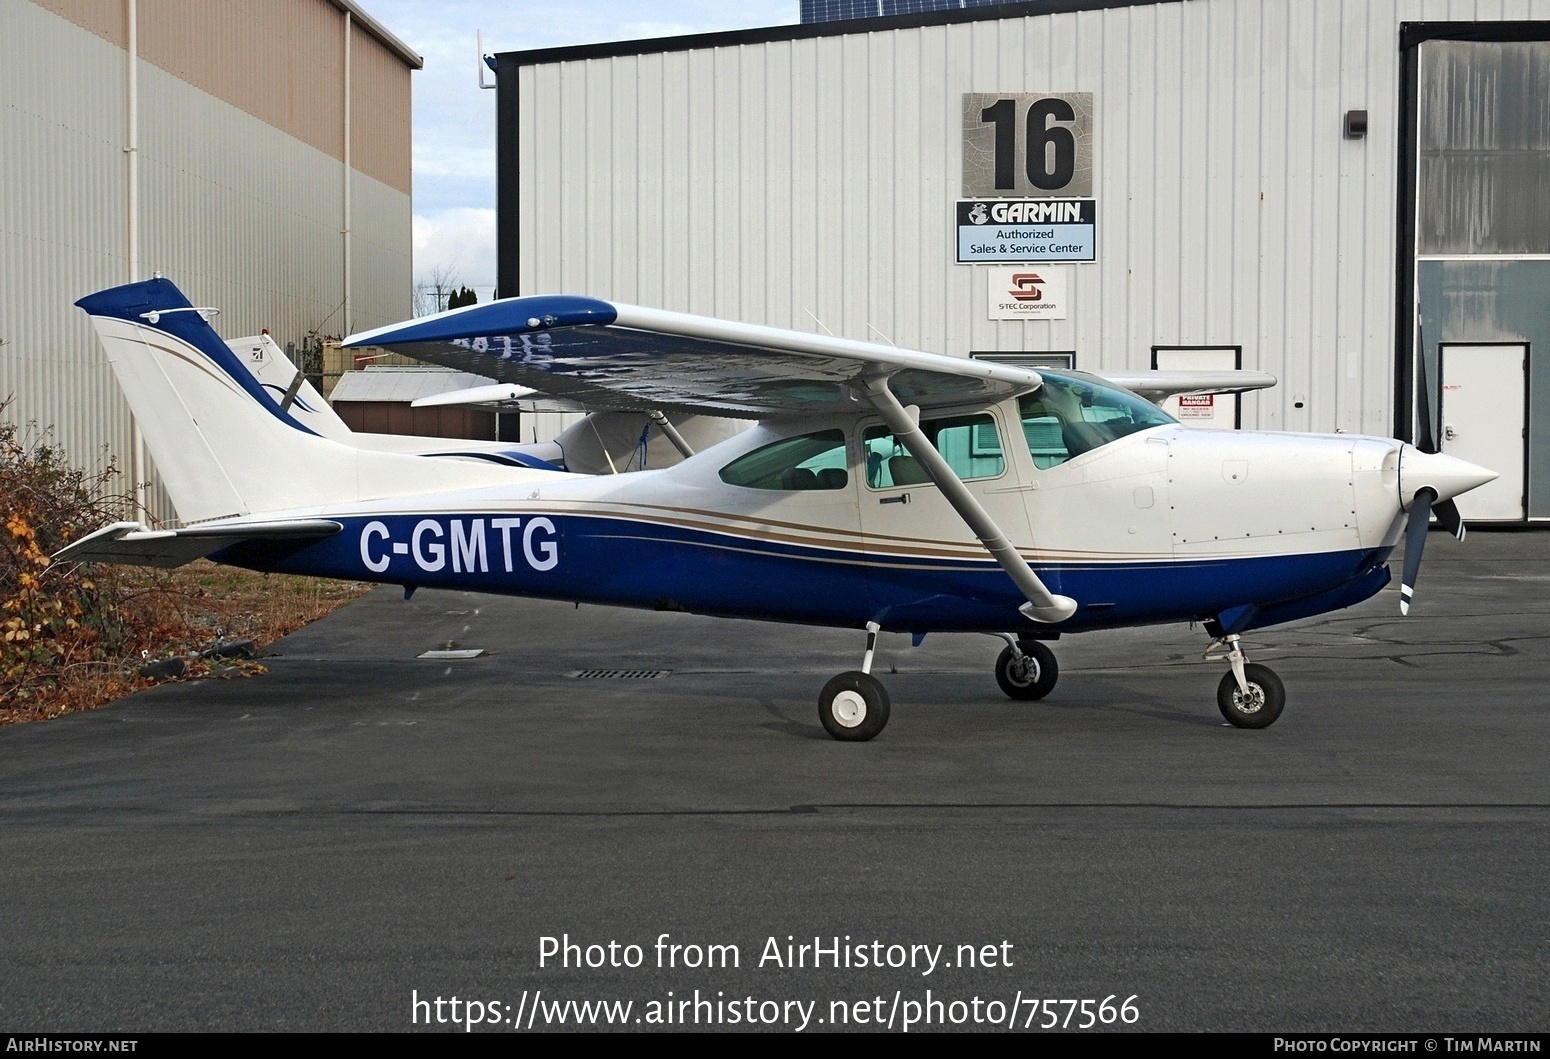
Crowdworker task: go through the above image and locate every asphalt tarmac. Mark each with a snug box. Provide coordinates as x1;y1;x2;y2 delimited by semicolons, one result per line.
3;531;1547;1033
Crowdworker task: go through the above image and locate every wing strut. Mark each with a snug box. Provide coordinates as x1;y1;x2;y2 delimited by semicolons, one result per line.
861;377;1077;624
646;411;695;459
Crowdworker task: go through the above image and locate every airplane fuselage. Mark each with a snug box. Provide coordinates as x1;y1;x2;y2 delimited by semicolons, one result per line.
214;406;1407;638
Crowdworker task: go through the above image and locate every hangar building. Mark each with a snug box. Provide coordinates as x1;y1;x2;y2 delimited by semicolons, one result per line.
1;0;418;520
495;0;1550;522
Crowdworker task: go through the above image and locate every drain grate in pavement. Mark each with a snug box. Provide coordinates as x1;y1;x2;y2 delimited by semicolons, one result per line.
567;669;672;679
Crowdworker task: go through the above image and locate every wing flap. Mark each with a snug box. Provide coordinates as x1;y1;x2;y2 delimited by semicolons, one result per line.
54;519;343;568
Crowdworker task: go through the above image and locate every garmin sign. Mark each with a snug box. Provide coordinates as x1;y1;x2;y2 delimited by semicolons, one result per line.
956;199;1096;263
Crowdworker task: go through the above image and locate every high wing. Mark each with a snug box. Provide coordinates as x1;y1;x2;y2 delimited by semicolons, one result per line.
409;382;546;409
344;298;1047;418
344;298;1279;625
346;298;1275;415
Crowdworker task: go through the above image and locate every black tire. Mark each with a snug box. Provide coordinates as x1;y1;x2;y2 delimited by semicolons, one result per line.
994;641;1058;700
1216;663;1286;728
818;671;891;741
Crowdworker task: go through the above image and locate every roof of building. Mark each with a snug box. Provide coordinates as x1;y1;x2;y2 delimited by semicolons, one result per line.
329;366;494;404
332;0;422;69
495;0;1180;66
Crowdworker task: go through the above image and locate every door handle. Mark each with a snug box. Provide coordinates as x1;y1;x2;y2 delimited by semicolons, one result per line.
1443;424;1458;441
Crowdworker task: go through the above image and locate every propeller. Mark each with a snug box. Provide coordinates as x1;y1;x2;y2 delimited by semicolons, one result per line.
1399;486;1437;616
1398;342;1493;614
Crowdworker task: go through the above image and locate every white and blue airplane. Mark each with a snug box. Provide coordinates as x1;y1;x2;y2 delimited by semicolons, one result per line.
61;277;1495;740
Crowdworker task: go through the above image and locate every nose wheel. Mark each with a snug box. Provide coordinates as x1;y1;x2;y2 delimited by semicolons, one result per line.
1206;635;1285;728
1216;664;1285;728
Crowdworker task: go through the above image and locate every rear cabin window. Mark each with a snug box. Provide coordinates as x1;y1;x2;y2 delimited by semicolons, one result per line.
718;430;849;490
864;414;1005;488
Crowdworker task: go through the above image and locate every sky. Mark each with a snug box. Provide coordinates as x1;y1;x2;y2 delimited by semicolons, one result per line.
363;1;799;307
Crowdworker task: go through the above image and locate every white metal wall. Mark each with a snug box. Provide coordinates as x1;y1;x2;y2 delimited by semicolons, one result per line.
1;0;132;486
1;0;412;522
514;0;1550;437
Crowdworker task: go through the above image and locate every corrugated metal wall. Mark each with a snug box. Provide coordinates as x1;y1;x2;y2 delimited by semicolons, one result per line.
2;0;137;495
511;0;1550;437
1;0;414;523
350;26;414;194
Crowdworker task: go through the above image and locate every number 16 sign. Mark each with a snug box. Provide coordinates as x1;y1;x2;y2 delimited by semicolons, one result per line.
962;93;1093;199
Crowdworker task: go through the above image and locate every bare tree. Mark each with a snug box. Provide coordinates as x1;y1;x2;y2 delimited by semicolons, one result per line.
412;265;460;317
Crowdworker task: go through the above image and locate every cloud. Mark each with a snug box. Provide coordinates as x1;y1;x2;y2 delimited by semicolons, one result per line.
413;207;498;297
375;2;800;303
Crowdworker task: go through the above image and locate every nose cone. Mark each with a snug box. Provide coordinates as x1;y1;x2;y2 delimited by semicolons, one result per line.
1399;446;1498;509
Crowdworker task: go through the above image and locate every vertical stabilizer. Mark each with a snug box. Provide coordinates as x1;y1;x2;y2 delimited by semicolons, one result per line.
76;279;541;524
225;332;355;441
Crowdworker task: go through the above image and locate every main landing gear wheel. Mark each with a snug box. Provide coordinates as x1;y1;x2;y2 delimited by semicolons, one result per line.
819;671;891;741
1216;663;1285;729
994;641;1059;701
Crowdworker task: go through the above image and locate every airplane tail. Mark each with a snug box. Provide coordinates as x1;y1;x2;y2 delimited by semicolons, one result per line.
76;278;532;525
224;330;356;441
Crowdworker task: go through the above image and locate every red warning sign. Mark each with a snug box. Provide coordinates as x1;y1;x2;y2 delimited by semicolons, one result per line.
1177;394;1215;419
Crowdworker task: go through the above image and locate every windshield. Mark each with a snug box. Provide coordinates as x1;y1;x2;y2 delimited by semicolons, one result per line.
1019;370;1175;468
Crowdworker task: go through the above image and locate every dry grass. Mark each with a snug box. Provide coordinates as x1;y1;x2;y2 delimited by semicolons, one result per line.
0;561;368;725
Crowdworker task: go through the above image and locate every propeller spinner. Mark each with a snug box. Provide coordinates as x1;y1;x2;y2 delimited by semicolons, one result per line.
1397;446;1497;614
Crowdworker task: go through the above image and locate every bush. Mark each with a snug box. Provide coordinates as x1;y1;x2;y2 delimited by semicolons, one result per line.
1;407;129;705
3;403;369;721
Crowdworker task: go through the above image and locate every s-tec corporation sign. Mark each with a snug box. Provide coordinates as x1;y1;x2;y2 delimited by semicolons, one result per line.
956;199;1096;263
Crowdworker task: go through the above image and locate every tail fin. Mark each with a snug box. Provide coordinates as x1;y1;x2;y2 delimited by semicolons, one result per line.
224;331;356;441
77;278;534;524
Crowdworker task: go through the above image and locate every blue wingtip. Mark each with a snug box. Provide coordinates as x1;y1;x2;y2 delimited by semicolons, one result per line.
343;295;618;348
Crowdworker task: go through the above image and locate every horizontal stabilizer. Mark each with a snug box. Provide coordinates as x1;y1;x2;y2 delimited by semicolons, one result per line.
54;519;342;569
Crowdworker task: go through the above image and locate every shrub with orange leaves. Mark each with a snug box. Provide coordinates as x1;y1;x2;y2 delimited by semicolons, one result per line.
1;406;129;707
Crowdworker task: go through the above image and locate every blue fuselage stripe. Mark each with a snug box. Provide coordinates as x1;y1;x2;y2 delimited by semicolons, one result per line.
216;513;1394;633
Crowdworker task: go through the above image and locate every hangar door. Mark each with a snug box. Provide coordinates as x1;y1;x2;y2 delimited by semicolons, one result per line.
1410;33;1550;521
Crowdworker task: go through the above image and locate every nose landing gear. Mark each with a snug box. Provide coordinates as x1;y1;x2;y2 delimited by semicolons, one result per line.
1206;634;1285;728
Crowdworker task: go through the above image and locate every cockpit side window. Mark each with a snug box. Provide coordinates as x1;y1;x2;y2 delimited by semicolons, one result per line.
718;429;849;490
1020;371;1174;469
864;414;1005;488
